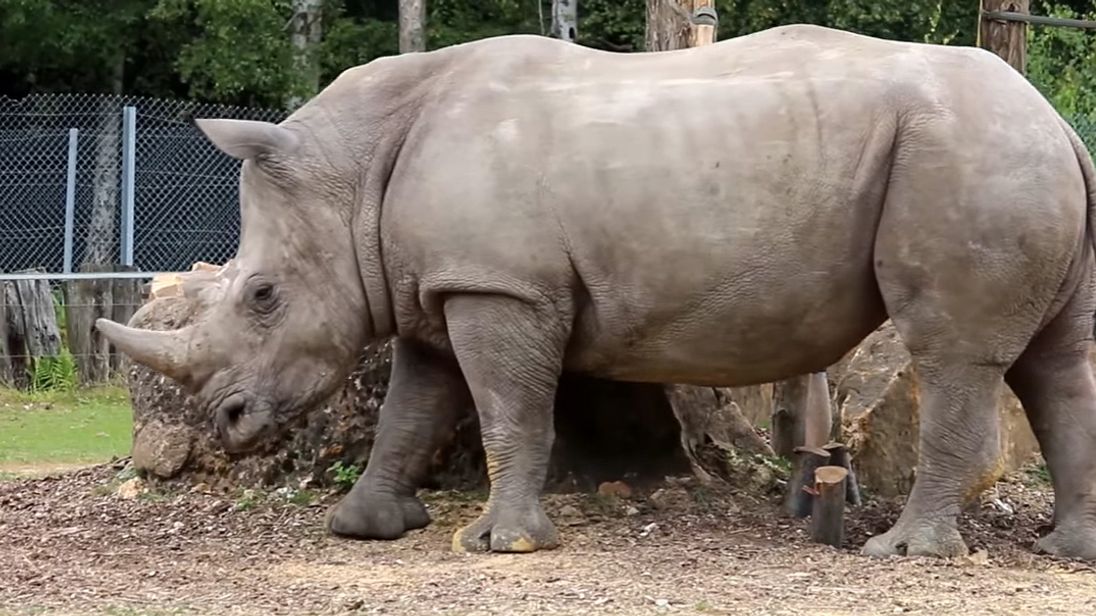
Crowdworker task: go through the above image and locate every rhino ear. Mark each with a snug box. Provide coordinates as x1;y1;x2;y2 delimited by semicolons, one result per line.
194;118;299;160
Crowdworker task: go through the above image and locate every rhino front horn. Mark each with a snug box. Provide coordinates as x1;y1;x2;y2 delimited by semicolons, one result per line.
95;319;191;381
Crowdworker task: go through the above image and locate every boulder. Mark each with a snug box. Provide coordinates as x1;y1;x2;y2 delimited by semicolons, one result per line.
832;321;1041;498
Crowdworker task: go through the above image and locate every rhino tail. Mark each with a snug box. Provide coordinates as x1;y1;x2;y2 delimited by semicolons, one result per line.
1059;116;1096;262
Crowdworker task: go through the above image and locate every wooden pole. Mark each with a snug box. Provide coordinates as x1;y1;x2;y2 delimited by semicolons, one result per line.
691;1;717;46
979;0;1030;73
785;446;829;518
810;466;849;547
823;441;862;506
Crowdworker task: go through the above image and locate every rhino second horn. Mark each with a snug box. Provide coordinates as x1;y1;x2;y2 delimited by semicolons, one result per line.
94;319;191;381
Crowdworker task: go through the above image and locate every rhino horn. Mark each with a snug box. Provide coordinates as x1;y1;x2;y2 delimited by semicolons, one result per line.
95;319;192;381
193;118;299;160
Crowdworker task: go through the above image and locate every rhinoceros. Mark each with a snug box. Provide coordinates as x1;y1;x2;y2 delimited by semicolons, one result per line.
97;24;1096;560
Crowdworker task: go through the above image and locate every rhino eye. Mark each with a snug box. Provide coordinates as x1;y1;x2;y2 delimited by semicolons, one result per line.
249;283;277;311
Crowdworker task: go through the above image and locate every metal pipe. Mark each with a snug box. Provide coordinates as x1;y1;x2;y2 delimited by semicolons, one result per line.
982;10;1096;30
63;128;78;274
120;105;137;267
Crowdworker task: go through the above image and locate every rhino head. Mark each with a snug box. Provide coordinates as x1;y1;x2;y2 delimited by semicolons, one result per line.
97;117;375;454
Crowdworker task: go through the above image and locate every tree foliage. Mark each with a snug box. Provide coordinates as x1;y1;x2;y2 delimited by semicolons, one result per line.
1;0;1094;125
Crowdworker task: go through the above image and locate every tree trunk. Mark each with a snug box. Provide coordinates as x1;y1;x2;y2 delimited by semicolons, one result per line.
979;0;1029;73
550;0;578;42
399;0;427;53
83;55;124;268
645;0;692;52
64;264;115;384
288;0;324;109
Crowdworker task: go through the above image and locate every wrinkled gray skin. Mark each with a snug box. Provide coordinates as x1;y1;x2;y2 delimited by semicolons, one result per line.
98;25;1096;559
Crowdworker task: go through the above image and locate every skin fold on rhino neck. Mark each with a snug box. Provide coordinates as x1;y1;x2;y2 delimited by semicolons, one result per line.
294;54;445;342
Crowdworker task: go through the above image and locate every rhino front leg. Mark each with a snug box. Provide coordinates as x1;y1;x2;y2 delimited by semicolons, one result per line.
326;337;469;540
444;294;569;553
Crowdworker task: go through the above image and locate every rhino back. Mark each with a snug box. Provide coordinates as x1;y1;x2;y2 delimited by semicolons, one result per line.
377;26;1053;385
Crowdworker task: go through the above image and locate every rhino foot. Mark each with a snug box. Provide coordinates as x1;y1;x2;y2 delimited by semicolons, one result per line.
862;519;968;559
325;493;431;540
452;501;559;553
1034;525;1096;561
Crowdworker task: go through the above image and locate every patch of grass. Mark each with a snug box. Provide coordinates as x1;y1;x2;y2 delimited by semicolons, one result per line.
288;488;317;506
0;386;132;470
233;488;263;511
1021;461;1053;487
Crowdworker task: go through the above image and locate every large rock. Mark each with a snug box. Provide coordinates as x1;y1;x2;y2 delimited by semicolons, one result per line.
831;321;1041;498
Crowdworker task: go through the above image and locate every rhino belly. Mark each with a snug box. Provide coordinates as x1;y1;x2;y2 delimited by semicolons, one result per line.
562;243;887;388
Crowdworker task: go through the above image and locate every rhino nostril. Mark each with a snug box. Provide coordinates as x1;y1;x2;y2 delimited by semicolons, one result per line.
220;399;247;426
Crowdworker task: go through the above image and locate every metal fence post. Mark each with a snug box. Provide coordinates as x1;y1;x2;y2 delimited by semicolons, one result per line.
63;128;79;274
120;105;137;267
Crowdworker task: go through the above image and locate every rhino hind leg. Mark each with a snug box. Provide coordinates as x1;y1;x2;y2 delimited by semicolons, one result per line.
443;294;570;553
861;355;1006;559
327;338;469;541
1006;277;1096;561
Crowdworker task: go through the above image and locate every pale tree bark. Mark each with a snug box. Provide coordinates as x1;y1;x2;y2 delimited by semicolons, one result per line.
288;0;324;109
83;53;125;268
645;0;693;51
399;0;426;53
550;0;577;42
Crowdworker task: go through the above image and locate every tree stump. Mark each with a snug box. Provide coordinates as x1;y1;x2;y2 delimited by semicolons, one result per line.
809;465;849;548
785;446;829;518
823;441;861;506
2;271;63;389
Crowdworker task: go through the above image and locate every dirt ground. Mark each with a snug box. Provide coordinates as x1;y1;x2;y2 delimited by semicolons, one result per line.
2;462;1096;616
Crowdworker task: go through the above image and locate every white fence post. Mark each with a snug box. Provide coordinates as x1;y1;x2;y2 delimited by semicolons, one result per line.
120;105;137;267
63;128;79;274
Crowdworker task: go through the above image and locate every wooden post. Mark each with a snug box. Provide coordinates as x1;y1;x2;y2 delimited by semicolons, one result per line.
785;446;829;518
810;465;848;547
979;0;1030;73
690;0;717;46
823;441;862;506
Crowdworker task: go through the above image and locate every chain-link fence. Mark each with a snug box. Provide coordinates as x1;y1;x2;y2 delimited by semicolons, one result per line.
0;93;287;275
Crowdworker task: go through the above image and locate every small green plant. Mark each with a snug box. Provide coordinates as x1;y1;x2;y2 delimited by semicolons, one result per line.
234;488;262;511
329;460;363;491
27;350;78;393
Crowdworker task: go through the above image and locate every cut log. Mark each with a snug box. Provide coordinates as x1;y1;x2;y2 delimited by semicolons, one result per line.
809;465;848;548
823;441;862;506
785;446;830;518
